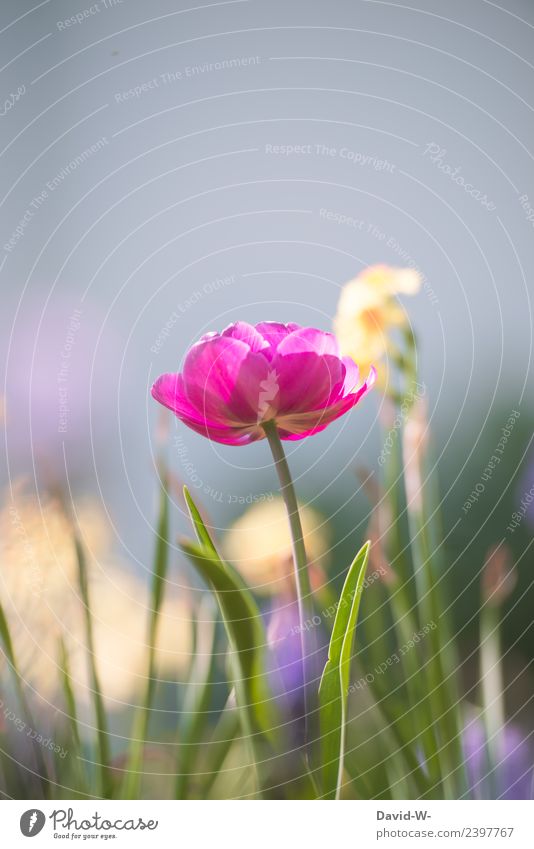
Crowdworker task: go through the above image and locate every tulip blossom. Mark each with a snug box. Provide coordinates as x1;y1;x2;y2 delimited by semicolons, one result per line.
334;264;420;378
151;322;375;445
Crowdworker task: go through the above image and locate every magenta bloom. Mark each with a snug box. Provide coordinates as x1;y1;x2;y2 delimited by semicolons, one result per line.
151;322;375;445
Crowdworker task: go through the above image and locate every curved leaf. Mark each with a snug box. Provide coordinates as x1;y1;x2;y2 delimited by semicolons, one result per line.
180;487;278;745
318;541;370;799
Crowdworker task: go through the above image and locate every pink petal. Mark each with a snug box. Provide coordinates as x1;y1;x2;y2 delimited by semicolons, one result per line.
151;373;202;421
276;370;376;440
254;322;302;359
182;335;271;425
276;327;340;358
271;351;345;414
151;374;263;445
222;321;270;353
341;357;360;395
179;419;261;445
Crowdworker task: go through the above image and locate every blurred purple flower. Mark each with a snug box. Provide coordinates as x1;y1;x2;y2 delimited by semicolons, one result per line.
267;599;305;724
266;599;325;742
3;297;117;480
463;717;534;799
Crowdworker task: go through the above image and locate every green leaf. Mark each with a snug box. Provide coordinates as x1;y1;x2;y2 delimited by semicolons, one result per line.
58;636;88;794
0;599;50;796
318;541;370;800
180;488;279;769
181;488;267;701
123;471;171;799
0;603;15;665
201;699;240;798
75;535;113;799
175;597;217;799
58;636;82;751
183;486;218;556
179;538;273;732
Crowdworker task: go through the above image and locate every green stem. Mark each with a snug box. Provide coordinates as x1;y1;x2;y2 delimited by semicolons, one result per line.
75;537;113;799
0;602;50;797
262;420;316;753
123;472;170;799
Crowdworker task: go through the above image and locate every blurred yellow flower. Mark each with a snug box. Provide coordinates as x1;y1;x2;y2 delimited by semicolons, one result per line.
74;567;191;710
223;497;330;596
0;484;191;712
334;264;421;378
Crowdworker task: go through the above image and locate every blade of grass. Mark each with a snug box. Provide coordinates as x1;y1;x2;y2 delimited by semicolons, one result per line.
182;486;276;741
183;486;218;556
180;488;280;796
0;599;50;797
75;536;113;798
175;597;217;799
123;471;170;799
179;539;273;738
318;541;369;800
58;636;88;794
200;696;240;798
58;636;82;750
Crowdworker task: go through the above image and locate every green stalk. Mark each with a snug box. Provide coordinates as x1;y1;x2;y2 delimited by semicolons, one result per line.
58;636;88;794
75;537;113;799
175;598;217;799
262;421;313;606
200;699;240;798
0;601;50;797
402;454;465;797
123;473;170;799
376;412;442;793
395;331;465;796
262;420;316;752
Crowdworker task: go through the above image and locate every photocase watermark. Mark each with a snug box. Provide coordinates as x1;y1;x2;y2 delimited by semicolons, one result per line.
421;143;496;211
0;84;26;117
348;621;437;694
50;807;158;835
150;274;236;354
0;698;68;759
378;382;426;466
3;138;109;255
57;309;83;433
173;435;273;505
56;0;123;30
290;565;389;636
507;483;534;534
462;410;520;514
114;56;262;102
20;809;46;837
265;143;395;172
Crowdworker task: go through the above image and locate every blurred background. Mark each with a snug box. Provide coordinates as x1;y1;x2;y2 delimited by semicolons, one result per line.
1;0;534;784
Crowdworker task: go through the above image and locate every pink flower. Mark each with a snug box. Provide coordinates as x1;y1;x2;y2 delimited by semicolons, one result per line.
151;322;375;445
